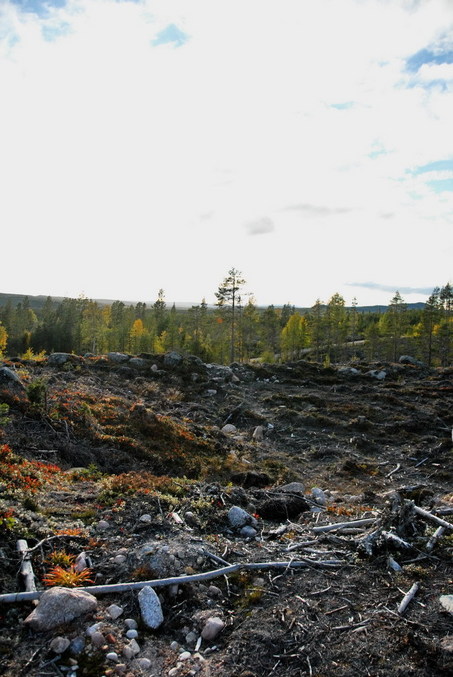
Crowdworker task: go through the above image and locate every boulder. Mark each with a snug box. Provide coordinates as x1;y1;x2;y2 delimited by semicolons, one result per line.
107;352;130;363
24;587;97;632
275;482;305;495
399;355;424;366
231;471;272;488
47;353;83;366
129;357;150;369
0;366;26;394
163;351;183;368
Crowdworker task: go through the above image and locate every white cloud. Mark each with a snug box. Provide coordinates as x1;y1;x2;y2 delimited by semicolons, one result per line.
0;0;452;306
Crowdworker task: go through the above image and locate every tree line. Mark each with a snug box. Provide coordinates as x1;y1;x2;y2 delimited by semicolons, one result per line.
0;270;452;367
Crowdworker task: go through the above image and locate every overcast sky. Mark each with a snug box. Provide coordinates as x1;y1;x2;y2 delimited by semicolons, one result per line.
1;0;452;308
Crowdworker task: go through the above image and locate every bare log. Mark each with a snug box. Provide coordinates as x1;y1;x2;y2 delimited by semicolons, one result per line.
0;558;345;604
412;504;453;530
17;540;36;595
312;518;377;533
397;581;420;615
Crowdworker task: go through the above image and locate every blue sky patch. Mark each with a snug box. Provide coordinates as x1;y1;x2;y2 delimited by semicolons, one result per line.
427;178;453;193
413;159;453;175
152;23;189;48
10;1;67;18
406;47;453;73
330;101;354;110
42;21;71;42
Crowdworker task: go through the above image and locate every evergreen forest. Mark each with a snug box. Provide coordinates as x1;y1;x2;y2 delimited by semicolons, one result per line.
1;271;452;367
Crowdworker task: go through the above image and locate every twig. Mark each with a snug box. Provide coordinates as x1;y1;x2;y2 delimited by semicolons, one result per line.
312;518;376;533
203;550;232;567
386;463;401;478
414;457;429;468
397;581;420;615
25;534;86;554
0;559;345;604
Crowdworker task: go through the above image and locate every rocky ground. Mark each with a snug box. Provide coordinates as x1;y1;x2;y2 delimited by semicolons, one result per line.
0;352;452;677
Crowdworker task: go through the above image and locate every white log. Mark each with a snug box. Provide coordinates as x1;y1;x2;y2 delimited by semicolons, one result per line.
397;581;420;615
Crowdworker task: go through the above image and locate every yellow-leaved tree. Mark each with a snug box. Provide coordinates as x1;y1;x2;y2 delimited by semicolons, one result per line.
0;323;7;358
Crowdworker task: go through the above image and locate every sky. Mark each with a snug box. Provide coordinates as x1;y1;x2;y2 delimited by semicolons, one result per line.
1;0;452;309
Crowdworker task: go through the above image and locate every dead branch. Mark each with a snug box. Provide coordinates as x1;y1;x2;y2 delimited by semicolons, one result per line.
412;504;453;530
0;558;346;604
312;518;377;533
426;526;445;552
397;581;420;615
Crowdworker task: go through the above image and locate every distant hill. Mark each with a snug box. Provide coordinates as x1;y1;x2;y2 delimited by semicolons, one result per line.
0;292;426;313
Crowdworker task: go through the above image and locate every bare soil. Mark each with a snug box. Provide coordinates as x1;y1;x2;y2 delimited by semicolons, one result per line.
0;355;452;676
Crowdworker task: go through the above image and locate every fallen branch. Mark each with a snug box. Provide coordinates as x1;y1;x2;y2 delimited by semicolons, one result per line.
412;504;453;531
397;581;420;615
312;518;376;533
0;558;345;604
426;526;445;552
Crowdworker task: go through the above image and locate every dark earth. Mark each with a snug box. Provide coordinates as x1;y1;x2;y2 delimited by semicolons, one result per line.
0;353;452;676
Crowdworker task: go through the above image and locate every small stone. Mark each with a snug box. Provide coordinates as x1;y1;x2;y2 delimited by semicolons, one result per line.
122;646;135;660
106;652;119;662
170;641;179;651
168;669;179;677
201;617;224;641
240;526;257;538
125;629;138;639
128;638;140;655
136;658;152;670
87;622;103;636
228;506;257;530
440;595;453;613
184;511;200;527
97;520;110;531
139;514;152;524
138;586;164;629
207;585;222;598
311;487;327;505
105;633;117;644
114;555;127;565
185;631;198;647
114;665;127;675
124;618;138;629
69;637;85;655
50;636;71;654
221;424;237;435
91;631;106;648
107;604;124;620
180;651;191;661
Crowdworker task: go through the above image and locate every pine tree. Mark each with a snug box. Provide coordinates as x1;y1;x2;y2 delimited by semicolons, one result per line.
381;291;407;361
215;268;246;363
419;288;441;366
